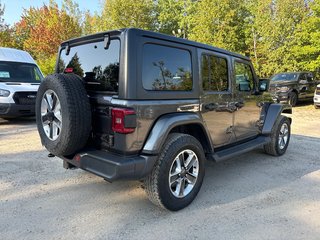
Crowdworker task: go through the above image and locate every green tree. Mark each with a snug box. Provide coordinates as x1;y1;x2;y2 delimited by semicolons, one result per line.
292;0;320;77
98;0;156;31
157;0;196;38
189;0;248;53
0;2;14;48
246;0;307;77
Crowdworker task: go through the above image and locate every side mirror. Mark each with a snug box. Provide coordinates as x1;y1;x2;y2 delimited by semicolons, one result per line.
259;81;268;92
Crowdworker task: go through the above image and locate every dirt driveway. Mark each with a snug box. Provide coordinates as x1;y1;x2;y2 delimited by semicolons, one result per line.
0;105;320;240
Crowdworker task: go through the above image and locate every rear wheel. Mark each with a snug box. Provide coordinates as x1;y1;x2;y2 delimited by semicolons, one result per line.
314;104;320;109
36;73;91;156
264;115;291;156
144;133;205;211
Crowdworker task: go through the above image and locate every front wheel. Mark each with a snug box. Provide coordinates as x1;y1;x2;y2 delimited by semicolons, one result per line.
288;92;298;107
144;133;205;211
264;115;291;156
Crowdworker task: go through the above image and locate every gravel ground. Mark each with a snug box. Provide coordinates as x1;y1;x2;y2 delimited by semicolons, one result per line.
0;104;320;240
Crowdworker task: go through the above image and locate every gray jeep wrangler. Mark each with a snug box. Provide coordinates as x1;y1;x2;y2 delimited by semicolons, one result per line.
36;28;292;211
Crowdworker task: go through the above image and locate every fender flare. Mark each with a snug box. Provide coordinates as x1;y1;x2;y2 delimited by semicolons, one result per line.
262;103;292;134
142;113;212;155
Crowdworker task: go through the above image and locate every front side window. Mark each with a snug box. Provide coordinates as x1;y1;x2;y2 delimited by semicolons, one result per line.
299;73;307;81
235;62;254;92
59;39;120;92
307;73;314;82
0;62;43;83
201;54;228;92
142;44;192;91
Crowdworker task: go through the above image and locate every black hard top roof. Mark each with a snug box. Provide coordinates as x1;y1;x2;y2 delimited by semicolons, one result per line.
61;28;250;61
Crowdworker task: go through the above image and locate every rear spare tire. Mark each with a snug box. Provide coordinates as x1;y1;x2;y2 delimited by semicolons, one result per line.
36;73;91;156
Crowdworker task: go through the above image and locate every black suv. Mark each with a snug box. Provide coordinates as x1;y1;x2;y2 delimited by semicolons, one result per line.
269;72;317;106
36;28;292;211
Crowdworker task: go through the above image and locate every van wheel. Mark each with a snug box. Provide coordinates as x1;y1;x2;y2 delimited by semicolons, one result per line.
288;92;298;107
36;73;91;156
144;133;205;211
264;116;291;156
314;104;319;109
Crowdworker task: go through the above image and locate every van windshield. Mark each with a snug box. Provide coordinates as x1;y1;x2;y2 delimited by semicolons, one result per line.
0;61;43;83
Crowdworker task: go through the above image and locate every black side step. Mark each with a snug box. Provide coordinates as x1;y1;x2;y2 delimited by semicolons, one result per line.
211;136;271;162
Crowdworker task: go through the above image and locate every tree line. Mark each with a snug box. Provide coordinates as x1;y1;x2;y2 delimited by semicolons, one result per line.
0;0;319;77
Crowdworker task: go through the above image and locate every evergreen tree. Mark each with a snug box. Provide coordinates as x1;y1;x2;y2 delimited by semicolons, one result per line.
66;53;84;77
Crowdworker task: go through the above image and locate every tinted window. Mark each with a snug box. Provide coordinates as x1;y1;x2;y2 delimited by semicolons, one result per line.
0;62;43;83
271;73;298;81
299;73;307;80
235;62;254;92
201;54;228;91
307;73;314;82
142;44;192;91
59;40;120;92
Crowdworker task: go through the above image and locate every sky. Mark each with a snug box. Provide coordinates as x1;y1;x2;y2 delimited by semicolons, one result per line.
2;0;102;26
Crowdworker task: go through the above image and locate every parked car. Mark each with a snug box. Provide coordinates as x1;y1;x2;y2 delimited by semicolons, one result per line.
314;84;320;109
36;28;292;211
268;72;317;106
0;47;44;119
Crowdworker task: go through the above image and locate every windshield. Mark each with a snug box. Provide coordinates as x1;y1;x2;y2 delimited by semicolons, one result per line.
270;73;298;81
58;39;120;93
0;61;43;83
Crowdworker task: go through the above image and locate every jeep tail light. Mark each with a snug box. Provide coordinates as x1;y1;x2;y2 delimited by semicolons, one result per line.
111;108;136;134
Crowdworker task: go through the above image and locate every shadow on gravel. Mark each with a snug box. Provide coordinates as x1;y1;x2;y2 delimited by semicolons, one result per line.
0;116;36;125
197;134;320;207
1;134;320;239
1;135;319;207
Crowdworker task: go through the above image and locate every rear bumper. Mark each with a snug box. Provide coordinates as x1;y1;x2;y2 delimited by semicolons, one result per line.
0;103;35;117
61;149;157;182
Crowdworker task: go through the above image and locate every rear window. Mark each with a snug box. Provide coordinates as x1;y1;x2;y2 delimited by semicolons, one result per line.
58;39;120;92
142;44;192;91
0;62;43;83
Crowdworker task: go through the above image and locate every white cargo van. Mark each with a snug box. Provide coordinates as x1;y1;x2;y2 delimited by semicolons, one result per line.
314;84;320;109
0;47;44;118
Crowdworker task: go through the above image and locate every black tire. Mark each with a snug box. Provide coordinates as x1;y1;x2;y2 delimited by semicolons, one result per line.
288;92;298;107
144;133;205;211
36;73;91;156
264;115;291;156
314;104;320;109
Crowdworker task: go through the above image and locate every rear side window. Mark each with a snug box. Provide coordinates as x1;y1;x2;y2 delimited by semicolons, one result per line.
142;44;192;91
58;39;120;92
201;54;228;92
